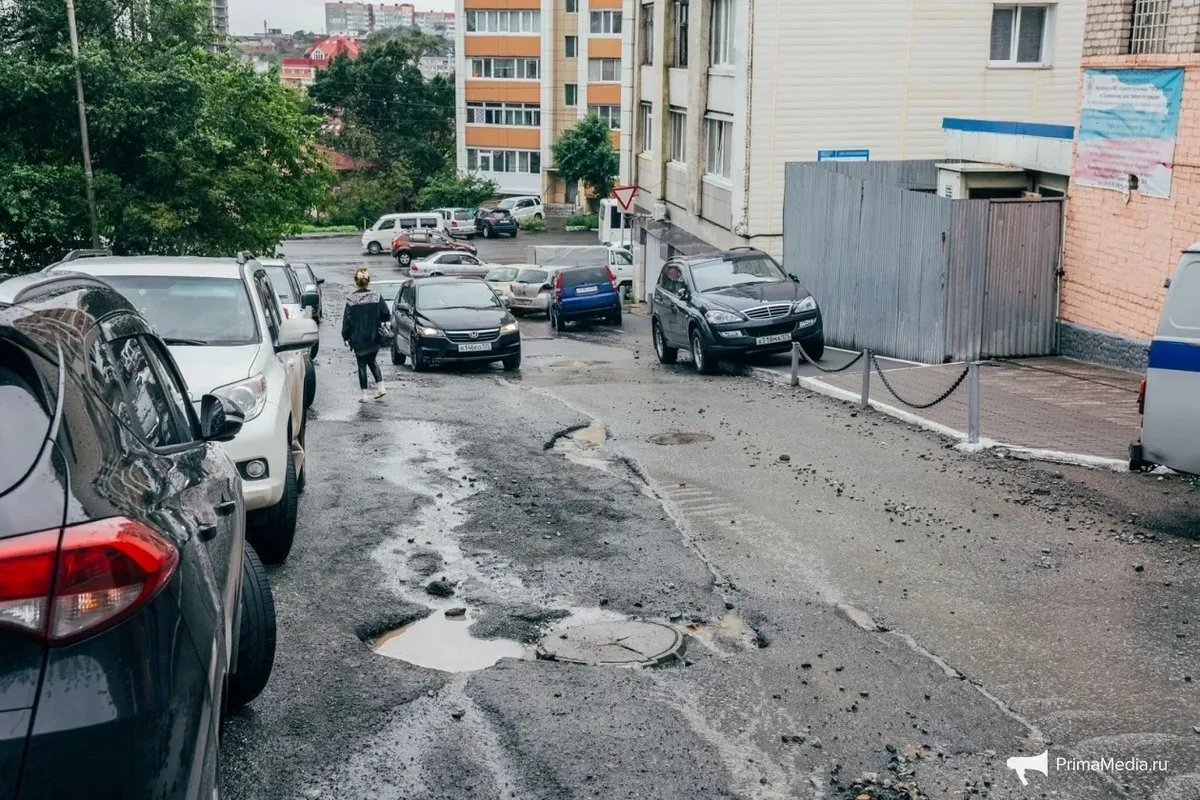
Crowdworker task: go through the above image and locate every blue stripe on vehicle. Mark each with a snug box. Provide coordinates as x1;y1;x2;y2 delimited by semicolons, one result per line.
1148;339;1200;372
941;117;1076;140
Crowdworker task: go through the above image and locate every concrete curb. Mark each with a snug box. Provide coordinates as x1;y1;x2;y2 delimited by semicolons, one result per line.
747;365;1129;473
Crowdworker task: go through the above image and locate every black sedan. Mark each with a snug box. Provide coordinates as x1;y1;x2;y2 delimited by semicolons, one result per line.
389;277;521;371
0;272;276;799
651;248;825;375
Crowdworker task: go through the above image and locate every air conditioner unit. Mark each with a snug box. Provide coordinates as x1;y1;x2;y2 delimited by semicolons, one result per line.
652;202;668;222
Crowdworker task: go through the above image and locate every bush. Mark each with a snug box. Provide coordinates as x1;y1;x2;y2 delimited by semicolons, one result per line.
564;214;598;229
518;216;546;232
298;224;358;234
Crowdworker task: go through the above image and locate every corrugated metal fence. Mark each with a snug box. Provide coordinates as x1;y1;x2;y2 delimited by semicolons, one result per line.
783;162;1061;364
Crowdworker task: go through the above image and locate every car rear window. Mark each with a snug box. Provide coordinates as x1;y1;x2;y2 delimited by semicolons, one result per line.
454;210;474;221
486;268;520;282
489;209;512;218
0;344;54;495
561;267;610;287
515;269;548;284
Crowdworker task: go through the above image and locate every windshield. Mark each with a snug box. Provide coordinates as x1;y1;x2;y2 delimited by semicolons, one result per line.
101;276;260;346
486;267;520;282
612;250;633;266
262;267;298;303
690;255;788;293
417;282;501;310
515;268;548;284
562;267;610;287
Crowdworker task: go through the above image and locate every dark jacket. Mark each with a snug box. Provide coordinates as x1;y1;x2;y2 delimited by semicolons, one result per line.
342;289;391;355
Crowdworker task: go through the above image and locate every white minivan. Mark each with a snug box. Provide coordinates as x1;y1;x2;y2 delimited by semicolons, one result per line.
362;213;445;254
1132;243;1200;475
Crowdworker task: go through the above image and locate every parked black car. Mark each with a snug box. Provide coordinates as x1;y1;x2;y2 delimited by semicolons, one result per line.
651;248;825;375
389;277;521;371
0;273;276;799
293;261;325;324
475;207;518;239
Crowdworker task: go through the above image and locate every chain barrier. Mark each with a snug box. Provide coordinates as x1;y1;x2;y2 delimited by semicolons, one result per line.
870;354;970;410
793;342;865;374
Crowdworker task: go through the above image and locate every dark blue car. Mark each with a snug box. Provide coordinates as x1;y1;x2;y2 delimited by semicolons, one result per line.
549;266;623;331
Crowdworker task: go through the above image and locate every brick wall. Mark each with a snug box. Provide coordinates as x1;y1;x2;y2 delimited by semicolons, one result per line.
1084;0;1134;56
1168;0;1200;52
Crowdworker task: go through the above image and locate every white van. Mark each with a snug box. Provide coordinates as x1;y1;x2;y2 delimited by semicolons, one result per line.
361;213;445;254
1131;243;1200;474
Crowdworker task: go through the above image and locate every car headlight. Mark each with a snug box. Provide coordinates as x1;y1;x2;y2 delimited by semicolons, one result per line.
794;296;818;313
417;326;443;337
705;309;744;324
213;374;267;421
500;321;519;334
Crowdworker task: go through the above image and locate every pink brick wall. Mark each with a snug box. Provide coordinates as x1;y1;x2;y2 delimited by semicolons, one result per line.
1061;55;1200;341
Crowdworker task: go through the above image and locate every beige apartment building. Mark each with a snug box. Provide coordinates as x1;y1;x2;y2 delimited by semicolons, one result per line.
455;0;630;201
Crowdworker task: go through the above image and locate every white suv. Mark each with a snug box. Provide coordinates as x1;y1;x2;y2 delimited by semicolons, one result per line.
497;196;543;221
48;252;318;564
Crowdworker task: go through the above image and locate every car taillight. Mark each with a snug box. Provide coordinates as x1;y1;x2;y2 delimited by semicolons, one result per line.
1138;378;1146;415
410;264;418;272
605;266;617;291
282;306;291;319
0;517;178;644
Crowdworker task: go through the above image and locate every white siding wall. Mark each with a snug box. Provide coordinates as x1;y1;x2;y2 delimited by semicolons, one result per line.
747;0;1085;237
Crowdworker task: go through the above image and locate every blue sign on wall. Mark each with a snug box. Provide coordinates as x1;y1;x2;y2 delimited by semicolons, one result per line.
817;149;870;162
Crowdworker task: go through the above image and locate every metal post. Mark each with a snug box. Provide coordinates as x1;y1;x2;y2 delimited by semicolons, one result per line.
860;348;871;408
66;0;101;250
790;342;800;387
967;362;981;444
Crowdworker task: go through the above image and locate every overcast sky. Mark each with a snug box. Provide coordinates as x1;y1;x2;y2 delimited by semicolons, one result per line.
230;0;455;36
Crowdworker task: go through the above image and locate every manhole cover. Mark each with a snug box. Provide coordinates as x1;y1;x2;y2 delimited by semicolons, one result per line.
649;432;715;446
536;621;685;667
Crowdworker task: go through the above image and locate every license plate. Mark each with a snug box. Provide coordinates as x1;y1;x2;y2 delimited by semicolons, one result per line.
755;333;792;346
458;342;492;353
575;286;599;294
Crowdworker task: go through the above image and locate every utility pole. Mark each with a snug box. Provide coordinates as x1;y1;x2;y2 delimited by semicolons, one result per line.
65;0;101;249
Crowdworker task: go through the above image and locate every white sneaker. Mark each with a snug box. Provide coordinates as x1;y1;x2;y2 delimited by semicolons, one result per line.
374;382;387;399
359;389;371;403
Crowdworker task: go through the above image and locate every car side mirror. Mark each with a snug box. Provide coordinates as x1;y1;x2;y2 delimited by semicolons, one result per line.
678;287;690;302
316;277;325;285
301;286;319;308
199;394;244;443
789;274;800;283
275;318;319;352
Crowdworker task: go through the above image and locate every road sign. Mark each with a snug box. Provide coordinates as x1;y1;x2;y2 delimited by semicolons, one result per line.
612;185;637;211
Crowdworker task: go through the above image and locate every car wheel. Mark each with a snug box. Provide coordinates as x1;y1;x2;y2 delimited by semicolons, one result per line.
534;213;543;221
390;339;406;365
482;225;492;239
801;335;825;362
226;544;277;710
296;415;307;494
367;242;382;255
653;320;678;364
410;340;426;372
303;363;316;409
550;307;562;333
502;351;521;371
430;272;443;277
310;340;320;359
248;443;297;565
606;308;622;326
398;252;412;267
690;327;717;375
510;229;518;238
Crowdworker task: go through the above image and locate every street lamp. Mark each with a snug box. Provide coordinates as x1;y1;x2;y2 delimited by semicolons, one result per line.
65;0;101;249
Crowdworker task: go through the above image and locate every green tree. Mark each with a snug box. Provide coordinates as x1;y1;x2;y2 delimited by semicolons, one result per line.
552;114;619;210
415;171;498;210
0;0;332;272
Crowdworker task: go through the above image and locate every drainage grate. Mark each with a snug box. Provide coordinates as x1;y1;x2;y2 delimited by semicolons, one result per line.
649;432;715;446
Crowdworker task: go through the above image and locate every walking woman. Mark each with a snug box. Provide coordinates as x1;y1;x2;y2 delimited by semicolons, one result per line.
342;267;391;402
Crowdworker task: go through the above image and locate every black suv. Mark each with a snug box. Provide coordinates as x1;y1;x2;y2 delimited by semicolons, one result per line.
0;273;276;799
475;207;518;239
651;248;825;374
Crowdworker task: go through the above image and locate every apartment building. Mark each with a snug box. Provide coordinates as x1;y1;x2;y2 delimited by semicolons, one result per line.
210;0;229;36
624;0;1084;289
455;0;629;200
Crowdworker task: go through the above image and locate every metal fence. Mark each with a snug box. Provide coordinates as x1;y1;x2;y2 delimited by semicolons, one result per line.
783;162;1062;363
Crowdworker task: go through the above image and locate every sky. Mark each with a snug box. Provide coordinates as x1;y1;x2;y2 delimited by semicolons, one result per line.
229;0;455;36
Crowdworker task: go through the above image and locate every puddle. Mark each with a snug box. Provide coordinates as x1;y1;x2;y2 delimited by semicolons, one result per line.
677;613;760;653
552;422;612;470
551;360;609;368
374;610;529;672
649;432;715;446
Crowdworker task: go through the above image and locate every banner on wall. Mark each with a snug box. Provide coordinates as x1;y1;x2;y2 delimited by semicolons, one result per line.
1074;68;1185;199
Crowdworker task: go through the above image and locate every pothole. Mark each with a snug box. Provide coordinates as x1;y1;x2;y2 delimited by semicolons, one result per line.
372;608;528;673
649;432;715;446
677;612;760;653
551;360;608;368
552;421;611;470
536;620;685;667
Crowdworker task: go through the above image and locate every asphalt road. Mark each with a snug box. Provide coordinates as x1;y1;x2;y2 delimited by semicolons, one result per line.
220;237;1200;799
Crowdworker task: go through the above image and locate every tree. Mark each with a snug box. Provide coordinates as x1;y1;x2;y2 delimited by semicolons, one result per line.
415;171;498;210
551;115;619;210
0;0;332;272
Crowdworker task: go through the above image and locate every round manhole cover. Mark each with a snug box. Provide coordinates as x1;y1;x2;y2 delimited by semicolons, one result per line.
649;432;715;446
536;621;685;667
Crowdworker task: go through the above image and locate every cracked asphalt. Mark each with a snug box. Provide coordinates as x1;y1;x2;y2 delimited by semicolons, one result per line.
220;236;1200;799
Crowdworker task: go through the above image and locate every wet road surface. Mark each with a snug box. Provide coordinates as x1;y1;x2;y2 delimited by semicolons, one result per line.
220;239;1200;799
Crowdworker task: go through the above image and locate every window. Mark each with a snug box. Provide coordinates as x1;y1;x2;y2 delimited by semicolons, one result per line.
565;35;578;57
466;9;541;33
467;102;541;126
1131;0;1170;54
141;338;196;441
588;57;621;81
668;108;686;163
639;102;653;153
589;105;621;130
109;336;189;448
253;273;282;342
378;218;395;231
989;5;1049;65
466;149;542;174
673;0;689;67
590;10;623;34
705;115;733;181
470;57;540;79
658;263;686;294
565;0;577;11
565;83;578;106
641;4;654;65
709;0;733;66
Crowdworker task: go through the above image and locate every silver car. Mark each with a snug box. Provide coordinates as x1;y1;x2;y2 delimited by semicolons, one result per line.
409;251;493;278
507;265;560;316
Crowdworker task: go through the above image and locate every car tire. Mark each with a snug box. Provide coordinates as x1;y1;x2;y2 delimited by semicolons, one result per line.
310;340;320;359
801;335;825;362
248;445;297;565
653;320;678;364
482;225;493;239
296;415;307;494
430;272;443;277
550;306;562;333
534;213;543;221
690;327;717;375
226;545;277;711
502;351;521;371
368;242;382;255
398;252;412;267
303;363;316;409
410;340;426;372
510;229;518;238
391;340;406;365
606;309;622;326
